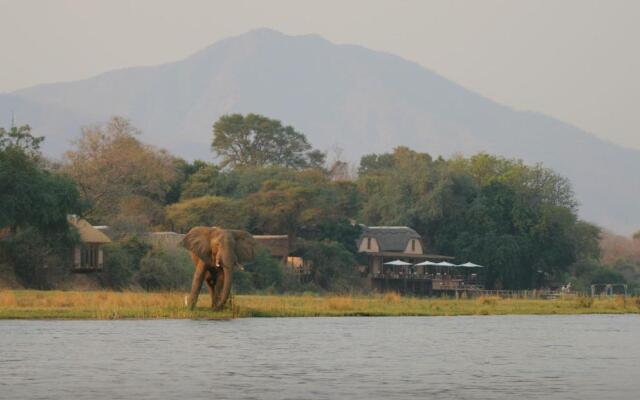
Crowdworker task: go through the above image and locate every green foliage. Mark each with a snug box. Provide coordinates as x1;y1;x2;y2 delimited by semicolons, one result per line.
571;259;627;290
608;260;640;290
101;237;197;292
134;248;193;291
181;165;297;200
212;113;325;169
302;220;362;253
177;165;360;243
572;221;602;261
165;195;249;232
99;243;137;290
99;236;151;289
164;159;208;204
232;270;255;294
300;240;359;292
246;169;360;239
357;148;597;289
0;125;44;157
0;134;81;234
0;125;81;288
244;248;284;291
1;120;607;294
4;227;78;289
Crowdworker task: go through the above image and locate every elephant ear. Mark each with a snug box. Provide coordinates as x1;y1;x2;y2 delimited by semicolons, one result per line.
181;226;213;263
229;229;257;263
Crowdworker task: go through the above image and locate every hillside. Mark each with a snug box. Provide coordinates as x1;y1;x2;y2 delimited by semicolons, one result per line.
1;28;639;233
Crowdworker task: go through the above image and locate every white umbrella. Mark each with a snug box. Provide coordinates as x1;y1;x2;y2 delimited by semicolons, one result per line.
384;259;412;266
436;261;456;267
459;262;485;268
415;260;439;266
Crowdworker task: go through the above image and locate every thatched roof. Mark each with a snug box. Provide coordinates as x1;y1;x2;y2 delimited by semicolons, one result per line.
253;235;290;257
372;251;454;260
69;217;111;244
358;226;421;252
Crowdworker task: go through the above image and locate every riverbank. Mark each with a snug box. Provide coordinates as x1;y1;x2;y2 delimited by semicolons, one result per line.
1;290;639;319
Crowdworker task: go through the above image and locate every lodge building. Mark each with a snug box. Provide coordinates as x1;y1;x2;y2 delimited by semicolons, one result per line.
69;216;112;272
358;226;482;295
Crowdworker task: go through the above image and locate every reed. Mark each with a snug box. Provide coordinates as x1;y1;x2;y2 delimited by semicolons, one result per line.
0;290;638;319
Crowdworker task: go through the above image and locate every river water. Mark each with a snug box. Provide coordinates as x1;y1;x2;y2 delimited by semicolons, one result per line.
1;315;638;400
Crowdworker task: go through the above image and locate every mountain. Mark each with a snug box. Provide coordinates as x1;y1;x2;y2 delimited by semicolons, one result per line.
1;28;639;234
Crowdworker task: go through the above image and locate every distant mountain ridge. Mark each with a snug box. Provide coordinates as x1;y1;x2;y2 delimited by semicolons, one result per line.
1;28;639;234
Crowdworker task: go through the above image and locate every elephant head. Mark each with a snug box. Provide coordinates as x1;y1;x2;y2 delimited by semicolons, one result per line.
182;226;256;310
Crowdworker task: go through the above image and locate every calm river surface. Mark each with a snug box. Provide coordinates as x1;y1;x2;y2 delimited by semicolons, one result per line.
1;315;639;400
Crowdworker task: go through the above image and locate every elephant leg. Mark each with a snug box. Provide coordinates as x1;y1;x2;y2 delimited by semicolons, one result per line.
188;262;207;310
205;269;219;308
214;265;233;311
213;268;224;308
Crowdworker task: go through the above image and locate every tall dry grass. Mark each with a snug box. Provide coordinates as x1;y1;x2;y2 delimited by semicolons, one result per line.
0;290;638;319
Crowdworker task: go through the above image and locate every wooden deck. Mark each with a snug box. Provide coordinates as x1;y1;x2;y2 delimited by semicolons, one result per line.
370;275;574;299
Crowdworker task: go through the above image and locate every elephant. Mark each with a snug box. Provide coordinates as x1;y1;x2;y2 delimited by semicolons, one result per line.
181;226;257;310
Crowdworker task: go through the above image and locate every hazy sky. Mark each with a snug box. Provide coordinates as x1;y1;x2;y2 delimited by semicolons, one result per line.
1;0;638;150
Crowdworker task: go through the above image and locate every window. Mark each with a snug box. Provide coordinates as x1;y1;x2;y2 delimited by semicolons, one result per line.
81;244;100;268
411;240;416;252
367;237;372;249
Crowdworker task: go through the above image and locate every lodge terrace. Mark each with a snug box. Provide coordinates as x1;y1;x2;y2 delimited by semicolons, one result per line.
357;226;485;296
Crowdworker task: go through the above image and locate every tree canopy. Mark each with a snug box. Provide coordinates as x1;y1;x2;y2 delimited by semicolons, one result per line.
0;125;81;287
356;147;598;289
212;113;325;169
63;117;178;225
0;125;44;157
1;115;627;292
0;125;79;234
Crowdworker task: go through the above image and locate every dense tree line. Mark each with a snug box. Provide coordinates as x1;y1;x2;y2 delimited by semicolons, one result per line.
357;148;600;289
1;114;635;291
0;125;81;287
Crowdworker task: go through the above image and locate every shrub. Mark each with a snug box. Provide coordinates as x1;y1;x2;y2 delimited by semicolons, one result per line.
99;243;136;290
5;227;77;289
244;248;283;291
299;240;359;292
572;259;627;291
99;237;151;290
134;248;192;291
232;269;255;294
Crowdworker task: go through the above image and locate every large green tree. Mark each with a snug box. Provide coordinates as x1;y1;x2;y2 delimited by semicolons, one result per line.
0;125;81;287
212;113;325;169
0;125;79;234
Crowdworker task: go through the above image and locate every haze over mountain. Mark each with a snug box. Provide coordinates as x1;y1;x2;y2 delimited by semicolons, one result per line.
1;29;638;234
